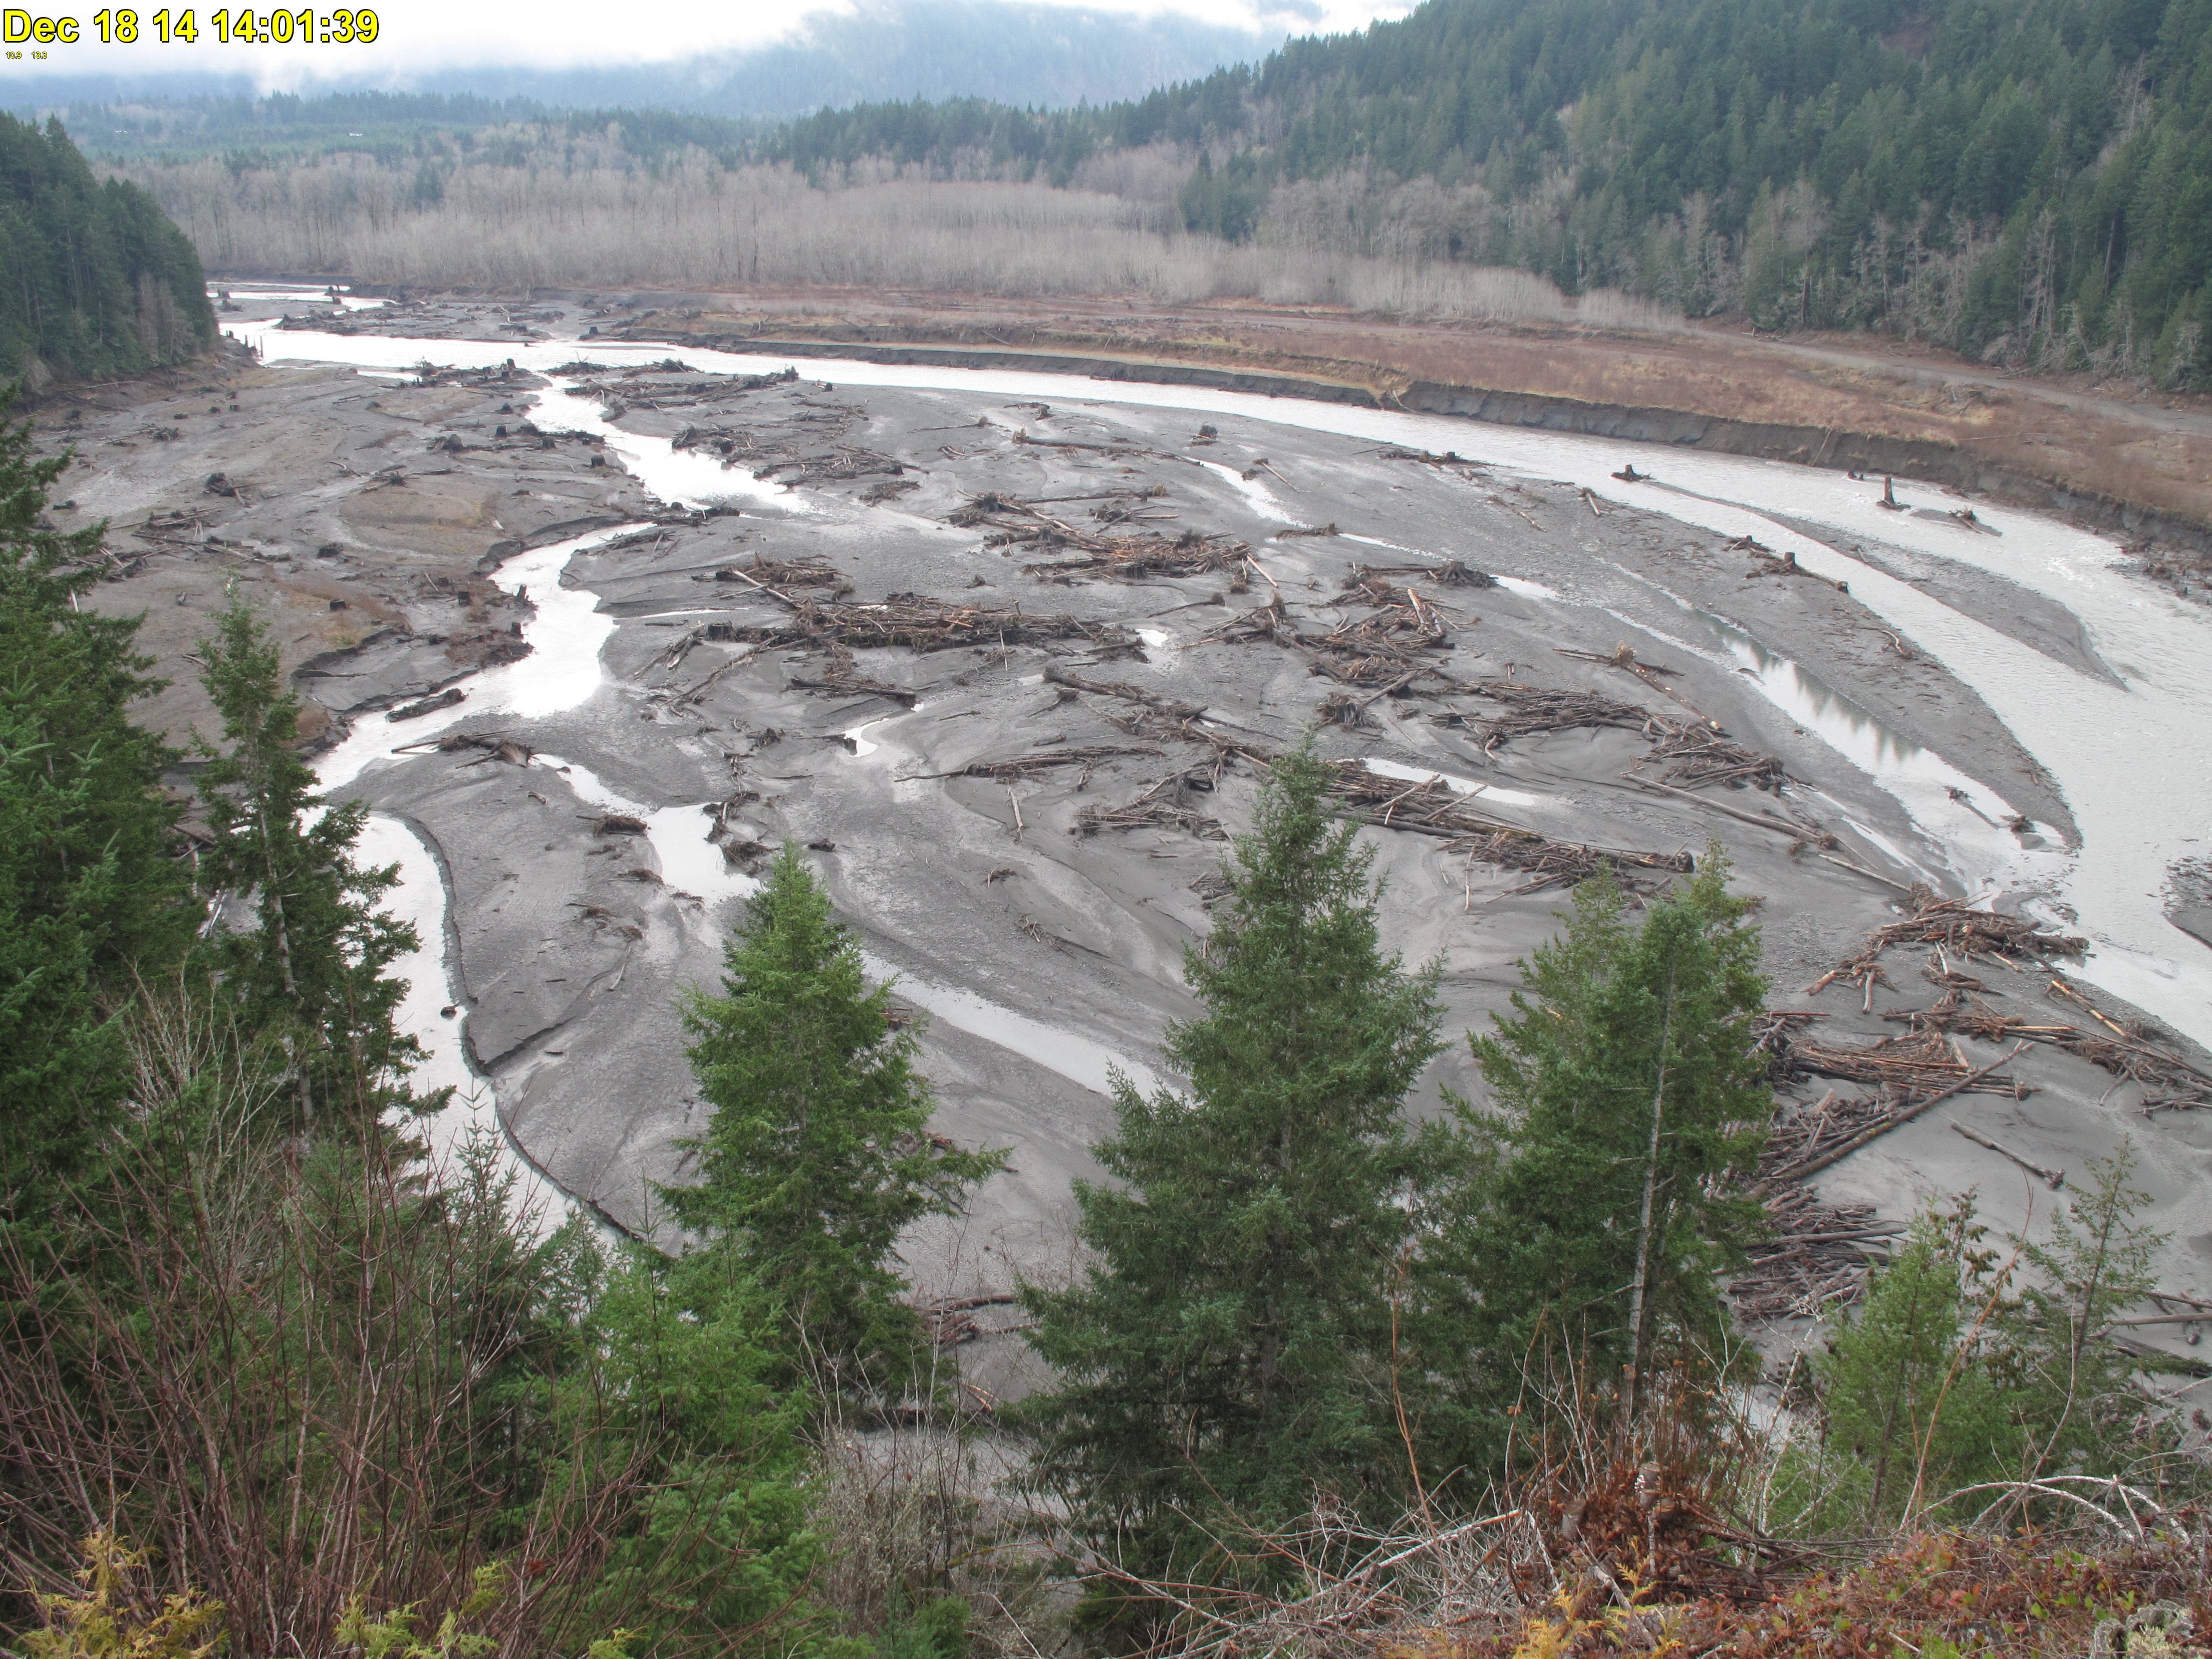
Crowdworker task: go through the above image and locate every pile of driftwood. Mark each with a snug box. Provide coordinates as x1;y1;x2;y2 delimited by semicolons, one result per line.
1434;680;1650;752
946;491;1252;581
1758;1086;1897;1175
386;687;466;722
1637;717;1789;790
1429;652;1790;792
1342;560;1498;590
1201;589;1464;696
1558;643;1698;707
949;487;1157;527
1732;1167;1897;1321
1888;984;2212;1111
987;679;1691;889
1028;529;1252;581
667;395;904;489
1740;538;1849;593
1026;670;1709;897
1301;589;1456;689
133;507;217;549
1037;670;1249;838
580;365;795;407
918;1291;1021;1349
786;641;919;707
1809;887;2088;1001
1074;767;1228;839
704;554;853;595
1377;446;1483;472
394;730;536;766
752;447;908;487
705;594;1137;656
1771;1026;2025;1097
1205;597;1296;647
928;744;1160;785
1328;762;1693;891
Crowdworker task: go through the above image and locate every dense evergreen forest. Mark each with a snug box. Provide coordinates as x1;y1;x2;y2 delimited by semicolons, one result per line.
57;1;2212;381
776;0;2212;382
0;114;214;383
55;90;560;162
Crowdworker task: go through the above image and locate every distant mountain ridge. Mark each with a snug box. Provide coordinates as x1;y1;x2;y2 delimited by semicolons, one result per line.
6;0;1286;135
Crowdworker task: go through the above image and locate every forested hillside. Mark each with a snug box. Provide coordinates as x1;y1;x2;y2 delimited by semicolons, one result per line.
0;114;214;383
778;0;2212;382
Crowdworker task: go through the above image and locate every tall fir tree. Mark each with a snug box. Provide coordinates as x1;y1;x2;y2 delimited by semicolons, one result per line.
194;596;421;1133
1464;856;1771;1436
668;842;1006;1390
1019;741;1474;1598
1;394;188;1252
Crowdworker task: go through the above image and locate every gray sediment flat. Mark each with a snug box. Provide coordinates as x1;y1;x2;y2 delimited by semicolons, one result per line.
52;292;2212;1382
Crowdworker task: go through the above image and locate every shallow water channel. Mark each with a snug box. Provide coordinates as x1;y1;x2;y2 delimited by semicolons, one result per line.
232;319;2212;1214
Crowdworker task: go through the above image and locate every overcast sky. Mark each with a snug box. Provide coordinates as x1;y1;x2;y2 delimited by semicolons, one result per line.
21;0;1410;89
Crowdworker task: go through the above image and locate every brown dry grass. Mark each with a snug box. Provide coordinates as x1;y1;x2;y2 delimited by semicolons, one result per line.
621;288;2212;534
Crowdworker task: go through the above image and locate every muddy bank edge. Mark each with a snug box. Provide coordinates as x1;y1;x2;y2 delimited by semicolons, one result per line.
635;332;2208;551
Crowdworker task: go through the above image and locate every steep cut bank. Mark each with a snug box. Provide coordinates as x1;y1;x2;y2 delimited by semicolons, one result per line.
604;290;2212;547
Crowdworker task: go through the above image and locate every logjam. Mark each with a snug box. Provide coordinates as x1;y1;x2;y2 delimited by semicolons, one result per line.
1809;887;2088;1000
1327;761;1693;891
1887;985;2212;1110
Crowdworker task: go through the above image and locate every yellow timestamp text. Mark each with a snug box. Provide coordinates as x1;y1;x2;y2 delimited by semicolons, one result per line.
3;7;379;46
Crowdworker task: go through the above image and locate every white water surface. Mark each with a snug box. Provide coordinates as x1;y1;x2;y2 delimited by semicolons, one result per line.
242;320;2212;1050
1361;756;1546;809
216;283;386;313
355;814;570;1227
1201;458;1305;524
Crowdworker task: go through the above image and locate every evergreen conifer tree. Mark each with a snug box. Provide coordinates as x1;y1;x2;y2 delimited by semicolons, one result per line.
1;395;187;1250
1464;856;1770;1435
2004;1142;2171;1491
1019;741;1471;1594
1813;1201;2011;1524
193;597;421;1133
668;842;1006;1389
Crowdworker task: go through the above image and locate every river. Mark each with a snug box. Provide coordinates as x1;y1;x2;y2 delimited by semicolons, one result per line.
224;318;2212;1218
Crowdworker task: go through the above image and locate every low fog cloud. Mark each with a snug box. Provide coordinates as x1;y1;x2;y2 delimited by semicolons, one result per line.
28;0;1412;91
